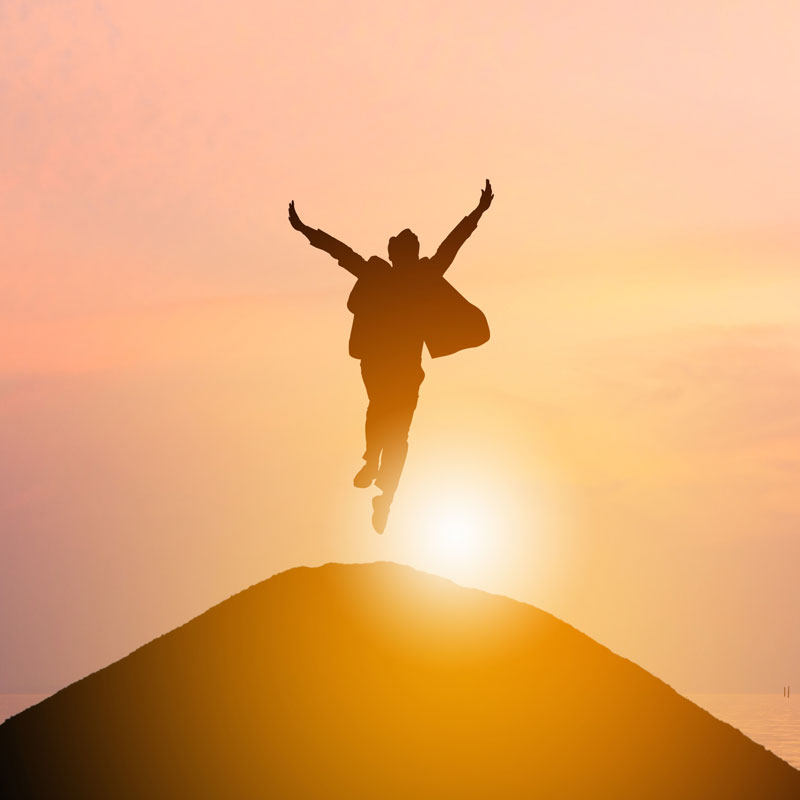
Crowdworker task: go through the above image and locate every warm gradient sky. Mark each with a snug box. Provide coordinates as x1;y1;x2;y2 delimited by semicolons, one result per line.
2;1;800;695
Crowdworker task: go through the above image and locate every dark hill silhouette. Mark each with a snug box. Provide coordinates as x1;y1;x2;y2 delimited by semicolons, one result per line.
1;562;798;798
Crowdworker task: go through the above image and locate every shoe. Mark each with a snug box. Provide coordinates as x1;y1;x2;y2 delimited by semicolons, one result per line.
353;462;378;489
371;494;391;534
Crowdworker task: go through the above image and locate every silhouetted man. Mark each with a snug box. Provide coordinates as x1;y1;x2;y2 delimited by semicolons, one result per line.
288;180;493;533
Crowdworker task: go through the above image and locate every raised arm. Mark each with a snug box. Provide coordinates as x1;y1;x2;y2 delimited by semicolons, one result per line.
288;201;368;278
429;179;494;277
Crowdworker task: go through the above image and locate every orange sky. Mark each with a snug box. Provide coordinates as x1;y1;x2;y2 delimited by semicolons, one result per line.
2;0;800;695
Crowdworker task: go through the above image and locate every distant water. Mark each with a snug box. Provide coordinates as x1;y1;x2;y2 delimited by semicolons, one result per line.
690;694;800;770
1;692;798;770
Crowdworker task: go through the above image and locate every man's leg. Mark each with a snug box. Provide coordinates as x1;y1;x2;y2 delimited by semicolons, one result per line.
354;361;383;488
371;395;419;534
373;410;413;498
364;362;424;533
374;366;424;499
362;391;383;466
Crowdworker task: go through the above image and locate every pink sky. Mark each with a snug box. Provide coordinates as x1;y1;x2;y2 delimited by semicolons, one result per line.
2;1;800;694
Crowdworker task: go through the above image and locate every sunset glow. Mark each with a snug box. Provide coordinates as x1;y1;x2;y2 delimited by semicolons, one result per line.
422;490;494;570
2;0;799;700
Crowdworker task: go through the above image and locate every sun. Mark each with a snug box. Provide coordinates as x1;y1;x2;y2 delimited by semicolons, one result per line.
426;494;489;565
413;485;502;581
368;438;560;591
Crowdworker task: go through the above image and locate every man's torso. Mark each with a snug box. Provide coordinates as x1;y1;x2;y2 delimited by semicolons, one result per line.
347;258;431;363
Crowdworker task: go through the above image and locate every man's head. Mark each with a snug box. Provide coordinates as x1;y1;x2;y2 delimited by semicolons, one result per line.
387;228;420;268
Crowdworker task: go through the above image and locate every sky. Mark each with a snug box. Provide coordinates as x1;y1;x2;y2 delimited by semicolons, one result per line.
2;0;800;695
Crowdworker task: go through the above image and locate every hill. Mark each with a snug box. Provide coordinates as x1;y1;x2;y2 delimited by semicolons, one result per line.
1;562;798;798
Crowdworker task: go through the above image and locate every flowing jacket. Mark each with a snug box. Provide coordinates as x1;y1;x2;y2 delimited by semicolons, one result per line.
307;210;490;360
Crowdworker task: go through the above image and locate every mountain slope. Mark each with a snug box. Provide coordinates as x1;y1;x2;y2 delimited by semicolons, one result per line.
2;562;798;798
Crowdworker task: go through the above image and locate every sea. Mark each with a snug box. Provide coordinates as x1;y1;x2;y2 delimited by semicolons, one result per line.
688;694;800;771
1;692;799;770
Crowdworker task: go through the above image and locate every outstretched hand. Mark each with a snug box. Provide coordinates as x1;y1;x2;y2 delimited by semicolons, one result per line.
477;179;493;213
288;200;307;233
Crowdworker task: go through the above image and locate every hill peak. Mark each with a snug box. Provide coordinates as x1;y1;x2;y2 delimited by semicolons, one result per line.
2;561;798;798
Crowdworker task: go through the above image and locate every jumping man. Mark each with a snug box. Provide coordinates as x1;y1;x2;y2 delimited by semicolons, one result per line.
288;180;493;533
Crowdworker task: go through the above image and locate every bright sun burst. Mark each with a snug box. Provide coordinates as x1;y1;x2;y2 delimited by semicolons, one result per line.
428;498;484;558
420;489;497;574
368;441;557;589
